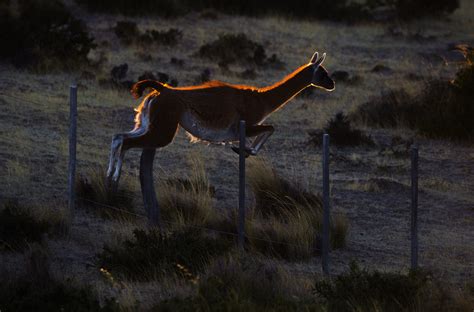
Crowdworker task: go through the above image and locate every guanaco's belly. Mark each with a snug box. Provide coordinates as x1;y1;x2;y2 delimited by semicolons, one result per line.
179;111;239;142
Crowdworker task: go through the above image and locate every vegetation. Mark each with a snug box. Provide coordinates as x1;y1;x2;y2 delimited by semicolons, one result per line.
155;255;319;311
0;0;95;70
197;33;283;68
308;112;374;146
76;167;137;220
114;21;182;46
0;245;119;311
0;200;66;251
351;54;474;141
158;155;221;229
314;262;472;312
75;0;458;21
98;228;232;281
246;158;348;259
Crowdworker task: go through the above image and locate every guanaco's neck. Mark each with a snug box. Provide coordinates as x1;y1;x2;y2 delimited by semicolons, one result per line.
259;64;313;114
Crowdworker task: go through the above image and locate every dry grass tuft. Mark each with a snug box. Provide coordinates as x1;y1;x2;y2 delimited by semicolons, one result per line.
158;153;222;229
246;158;348;259
76;166;137;220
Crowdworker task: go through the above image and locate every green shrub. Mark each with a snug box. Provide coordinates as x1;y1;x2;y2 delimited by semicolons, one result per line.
308;112;374;146
0;200;66;251
98;228;232;281
155;256;320;311
0;246;119;311
0;0;95;69
369;0;460;19
314;262;468;312
114;21;183;46
197;33;283;68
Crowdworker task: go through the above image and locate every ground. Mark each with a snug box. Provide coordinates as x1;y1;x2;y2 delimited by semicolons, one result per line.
0;0;473;308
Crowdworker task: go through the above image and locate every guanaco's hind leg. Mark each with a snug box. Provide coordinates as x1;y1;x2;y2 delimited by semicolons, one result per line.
231;124;274;157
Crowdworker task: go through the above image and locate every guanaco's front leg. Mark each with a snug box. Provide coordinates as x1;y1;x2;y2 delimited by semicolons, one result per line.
232;125;274;157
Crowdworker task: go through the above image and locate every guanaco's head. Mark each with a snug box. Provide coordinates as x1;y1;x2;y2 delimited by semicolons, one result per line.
309;52;335;91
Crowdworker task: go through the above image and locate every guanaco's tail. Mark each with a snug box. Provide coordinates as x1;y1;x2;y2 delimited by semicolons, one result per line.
131;80;167;98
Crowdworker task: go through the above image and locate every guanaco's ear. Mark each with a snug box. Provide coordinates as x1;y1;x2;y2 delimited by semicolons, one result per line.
314;53;326;67
310;51;319;64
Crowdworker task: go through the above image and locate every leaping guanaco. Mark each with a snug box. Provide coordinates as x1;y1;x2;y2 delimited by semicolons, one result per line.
107;51;335;188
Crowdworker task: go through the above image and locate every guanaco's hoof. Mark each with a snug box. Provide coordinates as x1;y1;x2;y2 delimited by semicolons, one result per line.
231;146;258;157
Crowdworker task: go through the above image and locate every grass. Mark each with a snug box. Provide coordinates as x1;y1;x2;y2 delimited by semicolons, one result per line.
245;158;348;259
0;200;67;251
314;261;473;312
76;166;137;220
97;227;233;281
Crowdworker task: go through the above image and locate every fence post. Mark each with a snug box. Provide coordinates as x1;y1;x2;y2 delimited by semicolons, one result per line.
238;120;246;250
68;84;77;220
322;133;330;275
140;148;161;229
411;146;419;270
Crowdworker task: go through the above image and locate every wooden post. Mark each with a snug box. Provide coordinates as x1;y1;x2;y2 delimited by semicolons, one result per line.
411;146;419;270
140;148;161;228
238;120;246;250
322;133;330;275
68;84;77;220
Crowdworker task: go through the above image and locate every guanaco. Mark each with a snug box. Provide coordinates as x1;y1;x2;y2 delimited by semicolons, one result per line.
107;51;335;187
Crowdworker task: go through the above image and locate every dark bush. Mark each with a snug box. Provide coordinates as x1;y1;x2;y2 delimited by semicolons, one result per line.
114;21;182;46
98;228;232;280
351;56;474;141
393;0;459;19
0;0;95;69
0;201;50;251
197;33;283;68
0;247;120;311
75;0;369;21
308;112;374;146
314;262;461;312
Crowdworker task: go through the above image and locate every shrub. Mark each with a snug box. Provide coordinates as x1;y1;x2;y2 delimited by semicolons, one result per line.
314;262;470;312
380;0;460;19
308;112;374;146
351;56;474;141
0;0;95;69
0;200;66;251
114;21;182;47
155;255;320;311
76;167;137;220
0;245;119;311
98;228;232;281
197;33;283;68
246;158;348;259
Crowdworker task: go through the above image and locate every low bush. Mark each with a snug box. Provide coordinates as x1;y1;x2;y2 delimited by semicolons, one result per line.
0;0;95;70
246;158;348;259
197;33;283;68
0;245;119;311
98;228;232;281
314;262;471;312
155;255;319;311
114;21;182;46
308;112;374;146
351;55;474;141
368;0;460;20
0;200;66;251
76;167;137;220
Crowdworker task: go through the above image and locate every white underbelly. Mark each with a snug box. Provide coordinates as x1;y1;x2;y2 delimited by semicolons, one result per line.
179;111;238;142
